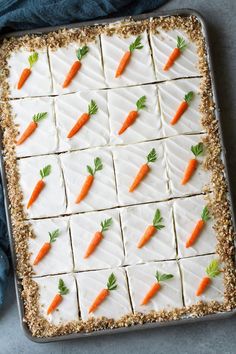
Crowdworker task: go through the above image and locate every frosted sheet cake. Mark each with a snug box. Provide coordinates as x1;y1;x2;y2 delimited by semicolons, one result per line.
0;15;235;338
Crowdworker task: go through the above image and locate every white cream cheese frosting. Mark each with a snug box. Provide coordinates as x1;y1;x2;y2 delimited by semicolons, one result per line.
120;202;176;265
173;195;217;258
126;260;183;313
158;78;202;136
164;134;211;197
112;140;170;206
35;274;79;325
150;29;200;81
70;209;124;271
49;39;106;94
107;84;162;145
60;147;118;214
179;254;224;306
101;31;156;88
28;217;73;277
11;97;58;158
54;90;109;152
8;49;52;98
18;154;66;218
76;267;132;321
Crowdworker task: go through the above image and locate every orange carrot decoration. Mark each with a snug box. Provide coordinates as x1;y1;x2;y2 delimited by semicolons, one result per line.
137;209;164;248
17;52;38;89
181;142;204;185
196;259;221;296
62;46;89;88
170;91;194;125
185;206;210;248
67;100;98;138
16;112;48;145
163;36;187;71
88;273;117;313
115;35;143;77
75;157;103;204
118;96;146;135
140;270;174;305
84;218;113;259
27;165;51;209
47;278;69;315
33;229;60;265
129;148;157;192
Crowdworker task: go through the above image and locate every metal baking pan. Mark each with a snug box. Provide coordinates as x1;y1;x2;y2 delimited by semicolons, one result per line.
0;7;236;343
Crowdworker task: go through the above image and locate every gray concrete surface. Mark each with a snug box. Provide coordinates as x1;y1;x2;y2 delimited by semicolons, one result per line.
1;0;236;353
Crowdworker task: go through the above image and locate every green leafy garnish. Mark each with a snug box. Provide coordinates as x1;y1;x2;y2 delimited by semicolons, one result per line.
32;112;48;123
206;259;221;278
107;273;117;291
129;35;143;52
40;165;51;179
28;52;38;68
201;206;211;222
87;157;103;176
191;142;204;157
58;279;69;295
176;36;187;51
101;218;113;232
49;229;60;243
155;271;174;283
76;45;89;61
88;100;98;116
136;96;146;111
94;157;103;172
152;209;165;230
147;148;157;164
184;91;194;104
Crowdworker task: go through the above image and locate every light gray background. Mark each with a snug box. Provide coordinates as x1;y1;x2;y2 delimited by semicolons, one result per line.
1;0;236;353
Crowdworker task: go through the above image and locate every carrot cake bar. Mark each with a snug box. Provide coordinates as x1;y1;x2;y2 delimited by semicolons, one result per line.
28;217;73;277
126;260;183;313
150;29;200;81
8;48;52;98
70;209;124;271
49;38;106;94
11;96;58;157
120;202;176;265
54;90;109;152
179;255;224;306
113;140;170;206
107;84;162;145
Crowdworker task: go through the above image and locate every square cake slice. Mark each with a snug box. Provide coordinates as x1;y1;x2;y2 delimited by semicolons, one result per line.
150;29;200;81
164;134;211;197
18;154;66;218
113;141;170;206
28;217;73;277
101;31;156;87
34;274;79;325
8;49;52;98
55;90;109;152
126;261;183;313
49;39;105;94
179;255;224;306
107;84;162;145
158;78;202;136
173;195;216;258
120;202;176;265
76;267;132;321
70;209;124;271
11;97;57;157
60;148;118;213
